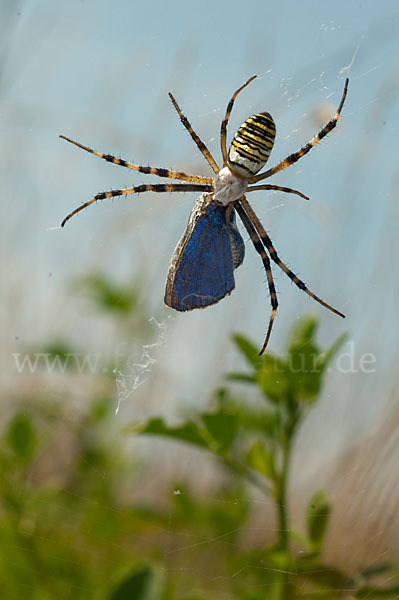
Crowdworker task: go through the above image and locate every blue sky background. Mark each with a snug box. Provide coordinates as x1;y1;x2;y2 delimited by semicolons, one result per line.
2;1;398;471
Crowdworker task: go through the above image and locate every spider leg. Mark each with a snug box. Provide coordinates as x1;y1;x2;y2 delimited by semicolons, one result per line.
168;93;219;174
249;78;349;183
234;199;278;355
59;135;213;185
240;197;345;318
248;184;309;201
61;183;211;228
220;75;257;165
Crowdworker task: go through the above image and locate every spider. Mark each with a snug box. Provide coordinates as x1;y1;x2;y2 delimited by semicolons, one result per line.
60;75;348;355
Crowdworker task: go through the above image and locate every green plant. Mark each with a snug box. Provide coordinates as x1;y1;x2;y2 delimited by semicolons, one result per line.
3;312;397;599
126;316;397;598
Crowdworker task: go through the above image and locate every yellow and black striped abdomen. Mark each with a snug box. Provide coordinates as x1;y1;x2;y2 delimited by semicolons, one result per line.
228;112;276;178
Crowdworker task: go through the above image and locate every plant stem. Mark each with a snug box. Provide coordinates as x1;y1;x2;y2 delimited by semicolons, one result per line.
275;435;291;549
273;411;299;599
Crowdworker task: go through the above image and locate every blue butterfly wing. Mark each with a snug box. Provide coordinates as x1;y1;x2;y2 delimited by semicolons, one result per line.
164;194;237;311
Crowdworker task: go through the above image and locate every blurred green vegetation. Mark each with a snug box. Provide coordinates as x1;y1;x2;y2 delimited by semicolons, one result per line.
3;274;397;599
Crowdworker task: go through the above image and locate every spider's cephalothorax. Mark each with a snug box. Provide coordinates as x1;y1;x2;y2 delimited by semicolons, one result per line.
60;75;349;355
228;112;276;177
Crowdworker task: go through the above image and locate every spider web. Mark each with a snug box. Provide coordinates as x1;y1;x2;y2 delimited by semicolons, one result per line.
113;316;169;413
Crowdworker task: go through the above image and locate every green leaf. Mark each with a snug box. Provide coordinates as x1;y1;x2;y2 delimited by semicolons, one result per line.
358;564;396;580
178;597;208;600
225;372;256;384
264;545;293;570
256;355;290;402
246;441;275;479
317;332;348;371
109;564;164;600
289;340;323;400
355;585;399;598
232;334;263;369
288;527;311;550
306;490;330;553
76;273;140;316
42;339;79;359
238;410;279;438
296;556;348;590
287;315;318;352
201;410;238;453
125;417;209;450
6;413;37;462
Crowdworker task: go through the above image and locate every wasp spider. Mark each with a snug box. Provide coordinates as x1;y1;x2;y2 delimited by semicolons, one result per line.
61;76;349;354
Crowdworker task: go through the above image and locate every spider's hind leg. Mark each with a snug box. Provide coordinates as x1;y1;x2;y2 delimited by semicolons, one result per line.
234;199;278;355
240;197;345;319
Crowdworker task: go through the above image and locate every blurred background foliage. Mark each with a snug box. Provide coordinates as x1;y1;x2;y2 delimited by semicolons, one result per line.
2;0;398;598
1;273;398;598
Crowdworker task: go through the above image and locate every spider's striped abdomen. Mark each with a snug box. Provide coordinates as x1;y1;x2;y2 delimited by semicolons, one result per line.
228;112;276;178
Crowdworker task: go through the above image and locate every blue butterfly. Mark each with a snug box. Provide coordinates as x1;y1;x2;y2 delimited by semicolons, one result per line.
164;193;244;311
